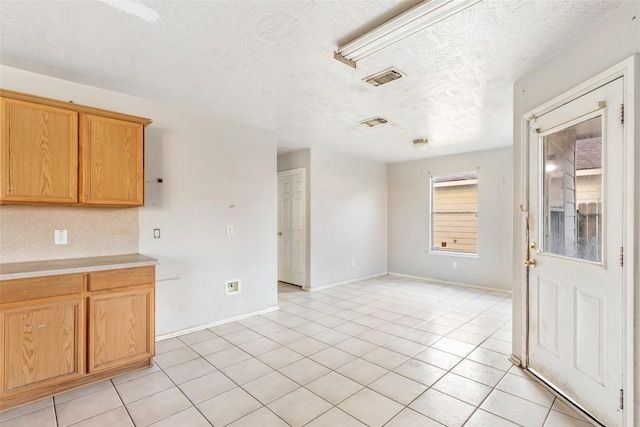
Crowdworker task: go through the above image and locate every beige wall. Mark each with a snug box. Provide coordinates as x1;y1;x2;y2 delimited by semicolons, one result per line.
0;205;138;263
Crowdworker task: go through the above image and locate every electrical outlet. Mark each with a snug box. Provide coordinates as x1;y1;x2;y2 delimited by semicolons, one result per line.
55;230;67;245
452;261;457;269
351;259;356;267
153;228;161;238
226;225;234;236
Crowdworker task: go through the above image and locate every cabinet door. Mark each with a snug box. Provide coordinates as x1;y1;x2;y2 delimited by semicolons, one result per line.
0;297;84;397
0;97;78;203
88;287;154;373
80;114;144;206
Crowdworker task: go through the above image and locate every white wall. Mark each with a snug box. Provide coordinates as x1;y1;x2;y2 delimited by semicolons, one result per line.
310;149;388;288
511;1;639;421
1;66;278;336
306;149;388;288
277;148;388;289
388;147;513;290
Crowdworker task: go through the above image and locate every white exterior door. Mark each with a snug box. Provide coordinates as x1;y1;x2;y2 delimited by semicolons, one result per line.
526;78;624;425
277;169;306;286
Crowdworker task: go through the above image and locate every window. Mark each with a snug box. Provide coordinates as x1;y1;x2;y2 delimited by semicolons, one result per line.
430;171;478;255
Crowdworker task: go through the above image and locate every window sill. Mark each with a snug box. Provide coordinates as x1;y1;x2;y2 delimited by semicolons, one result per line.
427;249;479;259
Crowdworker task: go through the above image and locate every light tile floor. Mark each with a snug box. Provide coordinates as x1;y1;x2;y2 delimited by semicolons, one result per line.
0;276;593;427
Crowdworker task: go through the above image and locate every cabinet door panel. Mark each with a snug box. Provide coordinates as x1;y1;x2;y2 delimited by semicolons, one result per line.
80;114;143;206
88;288;153;372
1;298;83;395
0;98;78;203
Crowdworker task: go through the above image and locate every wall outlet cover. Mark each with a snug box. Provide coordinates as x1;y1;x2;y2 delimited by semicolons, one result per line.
55;230;68;245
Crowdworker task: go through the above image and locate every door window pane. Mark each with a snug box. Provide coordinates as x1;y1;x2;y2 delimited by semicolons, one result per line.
542;116;602;262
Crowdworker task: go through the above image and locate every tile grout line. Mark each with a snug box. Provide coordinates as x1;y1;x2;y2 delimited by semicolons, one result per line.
47;278;521;427
107;378;137;427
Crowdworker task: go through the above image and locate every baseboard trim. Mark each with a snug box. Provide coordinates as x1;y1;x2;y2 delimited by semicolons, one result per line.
155;305;280;341
387;272;512;295
302;273;387;292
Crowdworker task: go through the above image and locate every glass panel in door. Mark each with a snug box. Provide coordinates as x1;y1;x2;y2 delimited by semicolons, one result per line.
542;115;602;262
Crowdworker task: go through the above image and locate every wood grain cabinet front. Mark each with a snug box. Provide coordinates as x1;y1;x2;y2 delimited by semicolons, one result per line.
0;266;155;412
0;275;84;401
0;90;151;207
0;298;84;396
0;97;78;204
87;267;155;372
80;114;144;206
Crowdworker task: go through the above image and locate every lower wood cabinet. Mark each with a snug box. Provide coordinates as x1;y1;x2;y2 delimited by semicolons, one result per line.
0;266;155;412
1;296;84;395
88;284;154;373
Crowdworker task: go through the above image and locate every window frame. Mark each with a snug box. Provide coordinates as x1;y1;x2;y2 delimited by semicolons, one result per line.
428;171;480;258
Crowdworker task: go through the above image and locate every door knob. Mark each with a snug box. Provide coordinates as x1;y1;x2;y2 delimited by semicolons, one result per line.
524;259;537;268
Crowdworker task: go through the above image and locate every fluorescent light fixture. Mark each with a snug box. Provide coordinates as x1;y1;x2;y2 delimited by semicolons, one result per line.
334;0;483;68
101;0;160;23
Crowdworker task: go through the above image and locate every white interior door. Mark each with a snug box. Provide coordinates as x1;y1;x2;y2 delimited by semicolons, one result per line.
277;169;306;286
526;78;624;426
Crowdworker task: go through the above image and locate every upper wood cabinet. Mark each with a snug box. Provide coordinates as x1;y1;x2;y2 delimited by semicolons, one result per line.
0;90;151;207
80;114;144;206
0;98;79;204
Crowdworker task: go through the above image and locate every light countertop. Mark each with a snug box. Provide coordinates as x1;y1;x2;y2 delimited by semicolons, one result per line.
0;254;159;281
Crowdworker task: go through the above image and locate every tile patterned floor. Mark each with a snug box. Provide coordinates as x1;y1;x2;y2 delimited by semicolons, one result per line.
0;276;593;427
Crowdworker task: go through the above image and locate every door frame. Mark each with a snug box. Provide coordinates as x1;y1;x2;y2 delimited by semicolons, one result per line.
517;55;637;425
277;167;307;287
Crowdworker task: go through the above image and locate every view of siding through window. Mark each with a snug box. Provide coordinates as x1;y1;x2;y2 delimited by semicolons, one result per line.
543;115;602;262
431;171;478;254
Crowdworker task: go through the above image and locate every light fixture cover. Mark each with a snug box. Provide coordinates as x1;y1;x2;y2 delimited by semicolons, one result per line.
334;0;483;68
363;68;405;87
413;138;429;150
359;117;389;127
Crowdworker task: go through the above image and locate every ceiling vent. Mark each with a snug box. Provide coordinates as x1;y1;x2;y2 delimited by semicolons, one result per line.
363;68;404;87
359;117;388;127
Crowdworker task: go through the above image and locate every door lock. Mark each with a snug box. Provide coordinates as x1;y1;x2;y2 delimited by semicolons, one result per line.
524;259;537;268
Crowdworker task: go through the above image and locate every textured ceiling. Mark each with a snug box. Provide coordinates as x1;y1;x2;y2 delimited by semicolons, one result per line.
0;0;626;163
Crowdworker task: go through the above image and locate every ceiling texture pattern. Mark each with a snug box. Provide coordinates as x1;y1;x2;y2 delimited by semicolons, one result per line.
0;0;626;163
